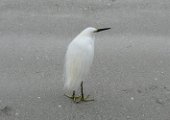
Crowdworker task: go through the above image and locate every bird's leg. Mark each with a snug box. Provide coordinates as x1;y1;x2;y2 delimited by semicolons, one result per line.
64;91;81;103
72;90;75;99
81;81;84;99
64;82;94;103
78;81;94;102
64;90;75;99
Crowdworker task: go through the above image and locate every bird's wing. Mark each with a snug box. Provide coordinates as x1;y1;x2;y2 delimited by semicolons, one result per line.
64;45;93;90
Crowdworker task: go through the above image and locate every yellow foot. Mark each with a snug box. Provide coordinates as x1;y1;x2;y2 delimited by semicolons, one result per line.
64;94;81;103
76;95;94;103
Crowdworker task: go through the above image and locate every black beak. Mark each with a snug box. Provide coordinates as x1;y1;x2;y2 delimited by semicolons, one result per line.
95;28;111;32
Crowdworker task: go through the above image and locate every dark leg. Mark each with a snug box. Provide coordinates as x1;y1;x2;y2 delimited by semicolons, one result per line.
64;82;94;103
79;81;94;102
72;90;75;98
64;90;75;99
64;90;81;103
81;81;84;99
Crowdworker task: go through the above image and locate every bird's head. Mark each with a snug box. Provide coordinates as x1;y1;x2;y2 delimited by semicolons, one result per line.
80;27;111;37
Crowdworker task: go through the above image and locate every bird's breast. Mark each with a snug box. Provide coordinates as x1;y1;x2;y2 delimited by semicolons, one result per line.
68;36;94;56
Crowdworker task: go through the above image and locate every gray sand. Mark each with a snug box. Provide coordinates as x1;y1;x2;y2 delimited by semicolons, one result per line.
0;0;170;120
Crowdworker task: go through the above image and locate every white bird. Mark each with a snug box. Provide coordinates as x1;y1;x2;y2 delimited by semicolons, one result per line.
64;27;111;103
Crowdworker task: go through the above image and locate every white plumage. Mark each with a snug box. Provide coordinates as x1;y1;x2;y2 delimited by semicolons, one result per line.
64;27;96;91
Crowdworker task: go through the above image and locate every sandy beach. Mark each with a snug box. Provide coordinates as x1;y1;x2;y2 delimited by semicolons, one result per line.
0;0;170;119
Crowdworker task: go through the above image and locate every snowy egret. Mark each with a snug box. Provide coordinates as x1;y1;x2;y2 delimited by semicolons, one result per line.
64;27;111;103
